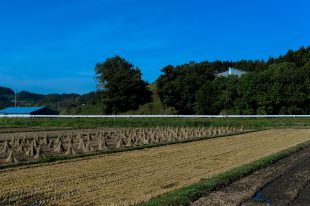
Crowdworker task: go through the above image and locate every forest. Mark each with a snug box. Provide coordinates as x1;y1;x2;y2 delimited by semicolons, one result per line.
157;46;310;114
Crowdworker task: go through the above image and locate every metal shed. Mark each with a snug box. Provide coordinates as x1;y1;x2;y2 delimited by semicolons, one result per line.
0;107;59;115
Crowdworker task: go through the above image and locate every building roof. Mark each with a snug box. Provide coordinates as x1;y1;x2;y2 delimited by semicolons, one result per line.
216;67;247;77
0;107;44;114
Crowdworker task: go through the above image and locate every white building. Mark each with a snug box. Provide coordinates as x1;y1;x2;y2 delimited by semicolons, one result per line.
216;67;247;77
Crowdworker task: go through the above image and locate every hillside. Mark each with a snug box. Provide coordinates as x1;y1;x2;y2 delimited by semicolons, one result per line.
0;87;14;109
123;84;175;115
0;88;97;114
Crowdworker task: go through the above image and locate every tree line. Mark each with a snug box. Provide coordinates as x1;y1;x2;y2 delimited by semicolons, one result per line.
95;46;310;115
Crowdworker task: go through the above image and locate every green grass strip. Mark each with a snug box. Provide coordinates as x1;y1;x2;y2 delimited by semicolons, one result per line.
136;140;310;206
1;117;310;129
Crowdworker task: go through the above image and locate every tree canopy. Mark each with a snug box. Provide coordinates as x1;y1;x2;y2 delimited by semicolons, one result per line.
95;56;152;114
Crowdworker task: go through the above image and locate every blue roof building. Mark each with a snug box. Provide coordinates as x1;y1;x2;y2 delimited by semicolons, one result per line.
0;107;59;115
216;67;247;77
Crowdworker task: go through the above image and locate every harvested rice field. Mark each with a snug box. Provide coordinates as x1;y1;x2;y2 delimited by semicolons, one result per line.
0;129;309;205
0;127;243;165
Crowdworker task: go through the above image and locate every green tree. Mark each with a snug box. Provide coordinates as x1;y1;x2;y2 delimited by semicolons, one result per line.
95;56;152;114
195;80;218;114
195;76;239;115
157;62;215;114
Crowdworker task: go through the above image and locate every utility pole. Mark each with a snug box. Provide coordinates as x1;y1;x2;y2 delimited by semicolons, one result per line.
15;89;17;107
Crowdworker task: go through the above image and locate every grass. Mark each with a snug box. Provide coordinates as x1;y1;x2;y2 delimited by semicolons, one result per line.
123;84;176;115
136;140;310;206
1;117;310;130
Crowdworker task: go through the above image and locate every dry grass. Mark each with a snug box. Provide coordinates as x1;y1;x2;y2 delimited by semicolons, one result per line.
0;127;243;165
0;129;309;205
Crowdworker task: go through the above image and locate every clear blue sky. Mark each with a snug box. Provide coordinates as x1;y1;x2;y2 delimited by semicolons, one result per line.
0;0;309;94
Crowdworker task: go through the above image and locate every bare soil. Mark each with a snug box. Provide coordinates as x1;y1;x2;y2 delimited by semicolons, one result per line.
191;145;310;206
0;127;72;134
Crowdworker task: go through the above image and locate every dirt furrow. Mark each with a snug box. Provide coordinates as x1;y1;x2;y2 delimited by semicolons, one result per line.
191;145;310;206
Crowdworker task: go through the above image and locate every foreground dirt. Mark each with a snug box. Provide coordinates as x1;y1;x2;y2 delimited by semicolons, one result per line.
0;129;309;205
192;144;310;206
243;147;310;206
292;181;310;205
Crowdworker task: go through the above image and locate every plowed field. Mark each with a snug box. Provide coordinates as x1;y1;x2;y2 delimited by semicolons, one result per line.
0;129;309;205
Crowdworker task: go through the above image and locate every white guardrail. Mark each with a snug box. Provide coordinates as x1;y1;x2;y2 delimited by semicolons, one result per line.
0;114;310;118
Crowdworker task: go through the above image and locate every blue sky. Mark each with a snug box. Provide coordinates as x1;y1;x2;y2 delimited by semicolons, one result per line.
0;0;309;94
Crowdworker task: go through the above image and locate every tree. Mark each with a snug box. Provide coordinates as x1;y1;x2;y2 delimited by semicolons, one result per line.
195;76;239;115
195;80;218;114
95;56;152;114
157;62;215;114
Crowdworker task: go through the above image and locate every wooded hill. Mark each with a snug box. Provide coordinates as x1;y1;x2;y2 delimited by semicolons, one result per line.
157;46;310;115
1;46;309;115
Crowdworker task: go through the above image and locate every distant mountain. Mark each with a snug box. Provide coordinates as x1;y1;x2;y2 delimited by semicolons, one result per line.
0;86;100;114
0;87;14;95
16;91;45;105
0;87;15;109
37;93;81;113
